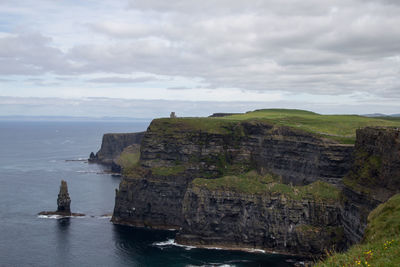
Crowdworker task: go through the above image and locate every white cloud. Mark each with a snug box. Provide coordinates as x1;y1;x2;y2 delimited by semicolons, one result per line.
0;0;400;116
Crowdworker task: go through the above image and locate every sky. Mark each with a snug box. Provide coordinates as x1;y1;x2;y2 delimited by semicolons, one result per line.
0;0;399;118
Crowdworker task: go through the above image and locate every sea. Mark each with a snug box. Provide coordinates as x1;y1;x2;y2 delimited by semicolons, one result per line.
0;120;302;267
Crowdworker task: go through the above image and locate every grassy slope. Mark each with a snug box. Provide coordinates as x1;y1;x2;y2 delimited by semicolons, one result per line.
151;109;400;144
316;194;400;267
192;171;340;203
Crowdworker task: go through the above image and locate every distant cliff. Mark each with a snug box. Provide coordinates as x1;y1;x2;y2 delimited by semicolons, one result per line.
89;132;145;167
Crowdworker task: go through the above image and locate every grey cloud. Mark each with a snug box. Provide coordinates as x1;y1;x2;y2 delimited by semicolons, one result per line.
167;86;192;90
0;78;13;82
1;0;400;100
0;32;77;75
127;0;332;16
87;76;162;83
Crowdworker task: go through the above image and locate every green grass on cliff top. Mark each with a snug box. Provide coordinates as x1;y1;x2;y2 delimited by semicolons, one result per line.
192;171;340;203
316;193;400;267
151;109;400;144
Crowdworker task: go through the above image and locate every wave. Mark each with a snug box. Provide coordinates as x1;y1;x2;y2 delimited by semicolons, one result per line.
38;214;86;219
75;170;110;175
65;158;88;162
152;239;196;250
153;239;267;254
98;215;112;219
38;214;61;219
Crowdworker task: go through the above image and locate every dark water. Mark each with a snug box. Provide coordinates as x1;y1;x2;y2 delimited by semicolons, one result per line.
0;121;300;266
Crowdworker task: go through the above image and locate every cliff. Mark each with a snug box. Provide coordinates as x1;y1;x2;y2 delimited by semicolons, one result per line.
138;119;353;185
108;111;400;258
318;193;400;266
89;132;144;167
340;127;400;245
177;180;345;256
111;117;352;256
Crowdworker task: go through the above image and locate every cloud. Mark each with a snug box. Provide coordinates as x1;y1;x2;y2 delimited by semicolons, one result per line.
87;76;162;83
0;0;399;107
0;32;75;75
167;86;192;90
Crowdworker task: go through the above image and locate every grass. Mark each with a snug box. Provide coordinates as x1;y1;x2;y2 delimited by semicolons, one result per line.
192;170;277;194
224;109;400;144
316;194;400;267
150;109;400;144
116;145;141;176
151;165;186;176
192;171;340;203
148;117;238;135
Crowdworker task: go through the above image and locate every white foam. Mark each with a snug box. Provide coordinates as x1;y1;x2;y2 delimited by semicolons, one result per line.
38;214;86;219
38;215;61;219
152;239;196;250
244;248;266;253
98;215;112;219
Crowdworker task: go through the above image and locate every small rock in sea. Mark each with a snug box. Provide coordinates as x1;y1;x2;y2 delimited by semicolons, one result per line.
38;180;85;217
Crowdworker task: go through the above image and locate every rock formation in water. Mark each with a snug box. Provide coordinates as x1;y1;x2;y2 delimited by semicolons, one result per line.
39;180;84;217
106;115;400;257
57;180;71;214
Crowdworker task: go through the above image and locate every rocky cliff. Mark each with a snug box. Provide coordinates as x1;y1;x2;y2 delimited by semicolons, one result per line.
177;182;345;256
138;119;353;185
89;132;145;166
340;127;400;245
111;118;355;256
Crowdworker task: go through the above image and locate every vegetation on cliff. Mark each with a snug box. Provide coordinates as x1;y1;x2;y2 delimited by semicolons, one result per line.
115;145;141;175
192;171;340;203
150;109;400;144
317;193;400;267
342;148;382;194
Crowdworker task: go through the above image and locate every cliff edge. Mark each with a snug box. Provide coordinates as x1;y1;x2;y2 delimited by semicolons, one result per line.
107;110;400;257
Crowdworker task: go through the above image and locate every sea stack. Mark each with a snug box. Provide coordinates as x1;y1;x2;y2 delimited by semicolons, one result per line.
57;180;71;215
39;180;84;217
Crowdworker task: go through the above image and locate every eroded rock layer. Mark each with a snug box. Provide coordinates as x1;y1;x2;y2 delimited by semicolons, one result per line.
111;119;355;256
341;127;400;245
177;186;345;256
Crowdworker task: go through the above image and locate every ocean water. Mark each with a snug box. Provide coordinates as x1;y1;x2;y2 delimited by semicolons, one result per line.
0;120;300;267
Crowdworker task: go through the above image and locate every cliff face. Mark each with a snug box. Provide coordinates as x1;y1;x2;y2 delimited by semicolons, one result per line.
341;127;400;245
111;119;354;255
139;120;353;185
89;132;145;165
177;186;344;256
